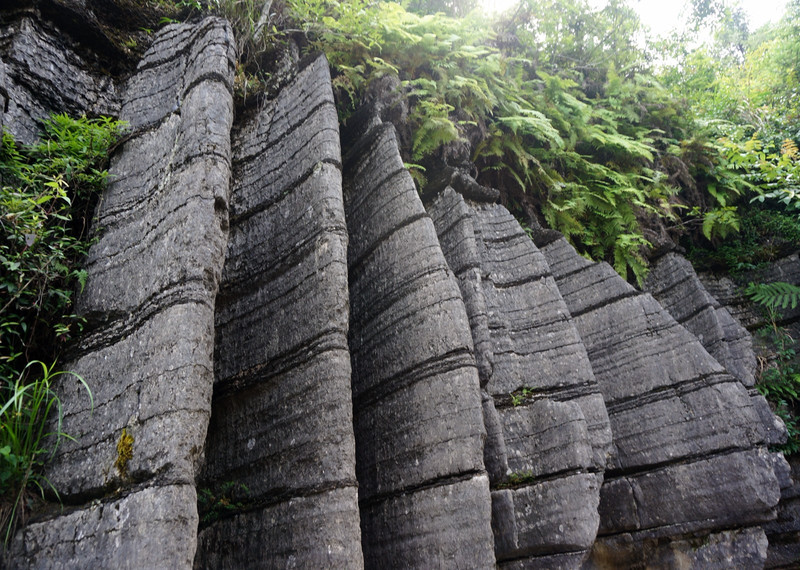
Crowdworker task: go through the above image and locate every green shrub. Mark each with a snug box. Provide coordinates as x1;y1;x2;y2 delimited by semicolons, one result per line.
1;114;120;545
748;284;800;456
0;114;125;383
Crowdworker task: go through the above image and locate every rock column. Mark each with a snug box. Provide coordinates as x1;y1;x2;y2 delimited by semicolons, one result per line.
11;19;235;568
344;124;495;567
195;55;363;568
428;187;611;567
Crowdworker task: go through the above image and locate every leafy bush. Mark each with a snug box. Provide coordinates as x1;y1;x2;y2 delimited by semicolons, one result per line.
199;0;794;287
1;114;125;383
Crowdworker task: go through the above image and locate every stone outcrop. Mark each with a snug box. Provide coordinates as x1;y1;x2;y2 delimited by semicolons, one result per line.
194;55;363;567
538;233;781;566
343;122;494;567
2;9;797;569
0;11;119;144
8;18;235;567
645;252;758;386
427;188;610;567
699;253;800;332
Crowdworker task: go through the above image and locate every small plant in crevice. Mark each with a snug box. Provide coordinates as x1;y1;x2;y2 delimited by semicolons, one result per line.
495;470;537;489
0;360;92;548
114;428;135;478
510;386;535;407
198;481;250;526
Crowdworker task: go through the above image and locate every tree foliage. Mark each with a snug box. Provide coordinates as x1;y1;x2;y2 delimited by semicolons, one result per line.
197;0;799;286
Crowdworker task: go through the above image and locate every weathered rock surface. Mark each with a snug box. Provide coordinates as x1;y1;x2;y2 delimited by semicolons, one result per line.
2;8;796;569
343;123;495;567
0;13;119;143
539;233;781;566
645;252;757;386
765;456;800;568
9;18;235;568
195;54;363;568
427;187;610;566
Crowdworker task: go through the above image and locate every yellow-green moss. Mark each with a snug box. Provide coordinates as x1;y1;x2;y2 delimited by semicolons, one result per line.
114;428;134;477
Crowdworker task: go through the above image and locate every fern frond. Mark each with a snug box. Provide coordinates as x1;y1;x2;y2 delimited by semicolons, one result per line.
746;282;800;310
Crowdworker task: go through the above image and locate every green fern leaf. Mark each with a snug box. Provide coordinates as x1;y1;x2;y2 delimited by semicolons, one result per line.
746;282;800;310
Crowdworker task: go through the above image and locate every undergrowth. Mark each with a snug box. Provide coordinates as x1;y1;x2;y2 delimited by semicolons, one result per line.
0;361;92;546
0;114;120;545
752;319;800;455
747;282;800;456
687;206;800;272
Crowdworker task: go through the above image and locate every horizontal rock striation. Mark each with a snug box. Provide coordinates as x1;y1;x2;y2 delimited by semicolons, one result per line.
9;18;235;568
343;124;494;567
427;187;610;566
195;55;363;568
4;11;796;568
645;252;757;386
539;233;781;566
0;14;119;144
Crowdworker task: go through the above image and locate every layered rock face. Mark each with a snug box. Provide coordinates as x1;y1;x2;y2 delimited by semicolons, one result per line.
344;122;494;567
7;18;235;567
195;55;363;568
428;188;610;567
539;234;782;566
2;13;796;569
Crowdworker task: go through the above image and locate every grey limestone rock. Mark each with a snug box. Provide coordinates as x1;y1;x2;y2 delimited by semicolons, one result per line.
591;526;769;569
3;6;793;567
0;16;119;144
196;55;363;568
10;485;200;569
427;187;610;565
360;475;495;569
12;18;235;568
196;487;362;569
344;124;494;567
541;235;781;565
700;253;800;331
766;455;800;568
645;252;757;386
50;16;235;497
492;474;601;560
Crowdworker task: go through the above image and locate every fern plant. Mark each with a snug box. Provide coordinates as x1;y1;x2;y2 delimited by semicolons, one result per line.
746;281;800;311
